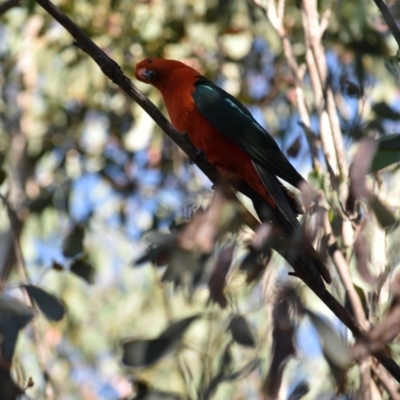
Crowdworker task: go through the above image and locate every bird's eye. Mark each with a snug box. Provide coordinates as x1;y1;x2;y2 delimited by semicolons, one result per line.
146;58;153;64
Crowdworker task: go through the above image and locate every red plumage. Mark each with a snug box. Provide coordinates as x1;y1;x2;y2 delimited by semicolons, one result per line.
134;57;331;290
135;58;277;209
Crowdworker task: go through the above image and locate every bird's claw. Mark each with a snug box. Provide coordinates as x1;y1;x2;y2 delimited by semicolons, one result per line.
189;148;205;165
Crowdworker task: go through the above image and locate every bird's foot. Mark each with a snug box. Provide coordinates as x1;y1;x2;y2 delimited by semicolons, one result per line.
189;148;206;165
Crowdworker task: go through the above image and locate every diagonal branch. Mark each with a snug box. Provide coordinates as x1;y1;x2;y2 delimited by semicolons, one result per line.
0;0;20;15
33;0;217;186
255;0;320;170
33;0;400;381
301;0;348;181
373;0;400;48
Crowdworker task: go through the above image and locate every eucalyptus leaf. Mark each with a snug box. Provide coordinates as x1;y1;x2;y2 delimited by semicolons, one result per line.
0;298;35;362
370;134;400;172
129;380;182;400
22;285;65;322
70;258;95;284
287;381;310;400
384;55;400;78
62;225;85;258
369;195;396;229
228;316;256;348
122;315;199;367
307;311;351;369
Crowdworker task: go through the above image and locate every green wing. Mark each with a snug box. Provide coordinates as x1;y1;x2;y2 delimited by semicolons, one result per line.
192;77;304;188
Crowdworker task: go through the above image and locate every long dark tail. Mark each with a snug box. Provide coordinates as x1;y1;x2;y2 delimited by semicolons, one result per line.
237;181;330;294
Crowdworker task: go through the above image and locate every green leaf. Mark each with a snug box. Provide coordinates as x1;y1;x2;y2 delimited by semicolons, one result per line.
0;297;35;362
376;134;400;149
158;315;199;340
122;315;199;367
134;232;176;266
331;214;343;237
369;195;397;229
307;311;351;369
370;134;400;172
70;258;95;284
130;380;182;400
62;225;85;258
122;338;177;368
228;316;256;348
161;249;204;294
0;169;6;186
22;285;65;322
384;54;400;79
372;102;400;120
208;244;234;308
287;381;310;400
0;297;35;329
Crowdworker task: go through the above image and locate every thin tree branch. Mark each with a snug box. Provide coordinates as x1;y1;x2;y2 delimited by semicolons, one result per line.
33;0;400;381
299;10;371;392
301;0;348;181
321;203;367;328
359;358;372;400
319;9;331;39
1;195;56;399
255;0;320;170
373;0;400;48
372;362;400;400
320;192;374;398
0;0;20;15
35;0;217;185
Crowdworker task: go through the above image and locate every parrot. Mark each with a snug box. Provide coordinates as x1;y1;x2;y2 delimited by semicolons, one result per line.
134;57;331;292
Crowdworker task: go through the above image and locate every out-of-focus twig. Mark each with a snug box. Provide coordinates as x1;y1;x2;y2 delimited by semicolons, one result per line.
262;288;296;399
372;363;400;400
0;0;20;14
33;0;400;381
298;8;374;397
254;0;320;170
33;0;217;187
1;196;30;289
258;5;374;392
319;193;368;328
373;0;400;48
319;9;331;39
1;17;44;292
320;190;372;399
360;358;372;400
0;196;56;400
301;0;348;182
302;25;338;177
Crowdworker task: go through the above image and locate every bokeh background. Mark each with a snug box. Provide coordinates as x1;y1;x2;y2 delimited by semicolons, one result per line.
1;0;400;399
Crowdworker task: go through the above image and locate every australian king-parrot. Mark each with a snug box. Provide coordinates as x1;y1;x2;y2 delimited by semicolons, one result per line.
134;58;331;293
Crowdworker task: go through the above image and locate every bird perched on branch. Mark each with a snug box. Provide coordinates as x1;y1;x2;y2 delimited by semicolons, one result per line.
134;57;331;293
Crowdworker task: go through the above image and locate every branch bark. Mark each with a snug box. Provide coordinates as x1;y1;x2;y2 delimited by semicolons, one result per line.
33;0;400;382
301;0;348;182
255;0;320;170
0;0;20;15
373;0;400;48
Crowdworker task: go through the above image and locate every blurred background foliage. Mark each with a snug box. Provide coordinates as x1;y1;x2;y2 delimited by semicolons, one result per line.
1;0;400;399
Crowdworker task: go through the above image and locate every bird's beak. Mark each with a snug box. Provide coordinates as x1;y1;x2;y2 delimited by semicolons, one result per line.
136;68;156;82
